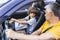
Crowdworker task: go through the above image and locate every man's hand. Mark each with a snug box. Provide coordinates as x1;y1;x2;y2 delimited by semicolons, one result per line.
5;29;16;39
32;29;42;35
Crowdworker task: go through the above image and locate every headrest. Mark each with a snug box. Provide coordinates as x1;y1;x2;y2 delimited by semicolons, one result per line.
56;0;60;4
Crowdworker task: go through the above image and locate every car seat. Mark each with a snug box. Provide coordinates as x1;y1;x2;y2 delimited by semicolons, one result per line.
25;10;45;34
25;1;45;34
56;0;60;4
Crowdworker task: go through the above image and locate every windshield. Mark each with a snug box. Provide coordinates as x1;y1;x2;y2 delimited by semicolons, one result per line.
0;0;10;7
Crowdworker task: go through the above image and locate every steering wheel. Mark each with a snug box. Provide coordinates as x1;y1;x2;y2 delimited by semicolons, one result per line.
3;20;11;40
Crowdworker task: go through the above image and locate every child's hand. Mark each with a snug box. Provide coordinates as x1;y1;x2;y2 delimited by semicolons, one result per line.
9;20;13;24
9;18;16;24
11;18;16;21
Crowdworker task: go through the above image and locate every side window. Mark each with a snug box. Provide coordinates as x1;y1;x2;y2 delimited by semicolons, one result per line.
17;2;32;11
14;2;33;18
0;0;11;7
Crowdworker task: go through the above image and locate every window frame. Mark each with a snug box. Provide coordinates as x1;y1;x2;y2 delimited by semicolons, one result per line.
0;0;11;8
17;2;33;11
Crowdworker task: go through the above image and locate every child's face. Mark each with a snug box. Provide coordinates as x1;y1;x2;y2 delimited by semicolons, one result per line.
29;12;36;17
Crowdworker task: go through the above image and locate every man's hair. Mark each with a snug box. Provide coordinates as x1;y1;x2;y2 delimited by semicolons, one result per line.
52;3;60;19
45;3;60;19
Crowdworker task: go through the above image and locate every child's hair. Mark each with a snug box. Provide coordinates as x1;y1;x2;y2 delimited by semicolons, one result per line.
27;7;39;16
27;7;40;21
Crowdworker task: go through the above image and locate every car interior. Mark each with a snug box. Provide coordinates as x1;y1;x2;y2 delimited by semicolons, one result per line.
0;1;46;40
0;0;60;40
1;9;45;40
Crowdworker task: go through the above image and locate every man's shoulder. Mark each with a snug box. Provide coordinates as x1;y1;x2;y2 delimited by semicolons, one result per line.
42;21;49;25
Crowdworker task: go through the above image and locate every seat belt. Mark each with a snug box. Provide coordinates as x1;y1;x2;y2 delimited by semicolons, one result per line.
43;26;53;33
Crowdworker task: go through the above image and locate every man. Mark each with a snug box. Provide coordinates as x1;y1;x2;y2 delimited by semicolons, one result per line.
5;3;60;40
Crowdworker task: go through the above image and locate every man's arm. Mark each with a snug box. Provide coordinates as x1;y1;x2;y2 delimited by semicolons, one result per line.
13;32;55;40
32;29;42;35
5;29;55;40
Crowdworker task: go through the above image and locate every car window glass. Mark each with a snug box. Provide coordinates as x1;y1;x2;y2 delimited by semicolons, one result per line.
17;2;32;12
0;0;11;7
